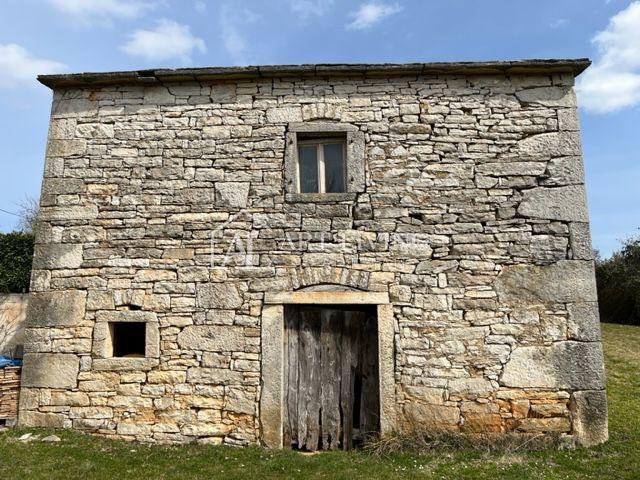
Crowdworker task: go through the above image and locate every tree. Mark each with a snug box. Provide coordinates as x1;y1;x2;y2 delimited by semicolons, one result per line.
16;195;39;234
595;233;640;325
0;232;34;293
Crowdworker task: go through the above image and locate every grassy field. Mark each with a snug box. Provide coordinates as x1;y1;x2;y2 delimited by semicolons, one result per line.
1;322;638;479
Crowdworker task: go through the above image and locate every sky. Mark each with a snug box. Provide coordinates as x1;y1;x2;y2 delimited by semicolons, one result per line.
0;0;638;257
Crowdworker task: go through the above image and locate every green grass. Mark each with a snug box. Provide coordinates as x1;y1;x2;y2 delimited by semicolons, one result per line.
1;322;639;479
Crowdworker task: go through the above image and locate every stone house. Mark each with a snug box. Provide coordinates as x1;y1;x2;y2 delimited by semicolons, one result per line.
18;59;608;449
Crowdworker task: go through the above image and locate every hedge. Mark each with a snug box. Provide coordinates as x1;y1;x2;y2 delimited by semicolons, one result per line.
595;236;640;326
0;232;34;293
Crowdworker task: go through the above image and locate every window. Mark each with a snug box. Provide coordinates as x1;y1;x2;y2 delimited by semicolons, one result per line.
284;122;365;201
297;138;347;193
92;310;160;370
110;322;146;357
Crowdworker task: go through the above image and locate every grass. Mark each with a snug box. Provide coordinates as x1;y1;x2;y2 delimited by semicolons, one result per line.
0;322;639;479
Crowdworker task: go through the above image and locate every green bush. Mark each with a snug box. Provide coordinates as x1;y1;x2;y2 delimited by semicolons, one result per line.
595;235;640;325
0;232;34;293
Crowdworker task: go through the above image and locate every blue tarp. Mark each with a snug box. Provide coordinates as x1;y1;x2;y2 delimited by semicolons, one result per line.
0;356;21;368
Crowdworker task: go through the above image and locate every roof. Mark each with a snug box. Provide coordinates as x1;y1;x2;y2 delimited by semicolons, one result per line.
37;58;591;89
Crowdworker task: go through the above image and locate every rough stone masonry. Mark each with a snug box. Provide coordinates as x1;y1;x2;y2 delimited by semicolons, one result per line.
18;59;608;447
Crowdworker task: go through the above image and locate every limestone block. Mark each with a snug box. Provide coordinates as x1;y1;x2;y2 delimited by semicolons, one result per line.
461;413;503;433
569;222;594;260
52;97;97;117
558;109;580;131
540;156;585;186
404;403;460;428
197;283;243;309
143;86;175;105
186;367;244;385
49;118;77;139
147;370;186;384
133;269;177;282
500;341;605;390
182;423;235;437
448;378;494;399
111;147;137;157
531;235;568;263
210;84;237;103
266;107;302;123
178;267;210;282
203;126;231;139
260;304;284;448
32;244;83;269
570;390;609;446
47;139;87;157
168;212;229;224
95;311;157;323
75;123;115;138
27;290;86;327
567;302;602;341
518;186;589;222
476;162;547;177
41;178;85;196
515;87;576;107
302;103;342;121
517;132;581;158
402;386;446;405
21;353;80;388
50;391;90;406
177;325;245;352
225;387;255;415
495;260;597;304
19;411;68;428
38;205;98;222
517;417;571;433
216;182;250;208
86;290;115;310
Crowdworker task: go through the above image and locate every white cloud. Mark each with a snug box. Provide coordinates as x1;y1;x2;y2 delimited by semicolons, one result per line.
549;18;568;29
218;4;258;66
0;44;66;89
195;1;206;13
287;0;334;19
346;1;402;30
48;0;154;23
577;1;640;113
121;19;206;63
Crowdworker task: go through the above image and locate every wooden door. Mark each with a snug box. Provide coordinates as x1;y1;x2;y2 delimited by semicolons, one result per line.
283;305;379;451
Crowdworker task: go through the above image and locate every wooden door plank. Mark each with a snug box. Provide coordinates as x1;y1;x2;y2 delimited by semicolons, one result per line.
359;314;380;438
297;308;321;451
340;311;362;450
320;309;342;450
283;307;299;447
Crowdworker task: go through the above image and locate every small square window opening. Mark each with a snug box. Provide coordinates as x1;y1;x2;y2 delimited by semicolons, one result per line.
110;322;146;358
297;136;347;193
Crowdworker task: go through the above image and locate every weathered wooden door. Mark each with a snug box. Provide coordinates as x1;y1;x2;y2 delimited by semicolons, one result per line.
283;305;379;451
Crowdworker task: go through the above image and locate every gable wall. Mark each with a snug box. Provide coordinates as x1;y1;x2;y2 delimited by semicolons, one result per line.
18;71;607;446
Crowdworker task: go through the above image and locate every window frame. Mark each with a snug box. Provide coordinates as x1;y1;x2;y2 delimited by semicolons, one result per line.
284;122;366;203
296;137;348;194
92;310;160;371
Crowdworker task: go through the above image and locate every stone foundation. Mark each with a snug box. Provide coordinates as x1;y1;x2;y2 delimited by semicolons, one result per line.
19;60;607;446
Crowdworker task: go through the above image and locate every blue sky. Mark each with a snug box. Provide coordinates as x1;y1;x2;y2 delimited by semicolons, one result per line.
0;0;638;256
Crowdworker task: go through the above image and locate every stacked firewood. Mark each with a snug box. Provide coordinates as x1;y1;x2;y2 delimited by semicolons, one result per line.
0;367;21;421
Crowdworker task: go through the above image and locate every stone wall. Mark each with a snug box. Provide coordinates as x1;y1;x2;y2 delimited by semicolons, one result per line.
0;294;28;358
19;69;607;446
